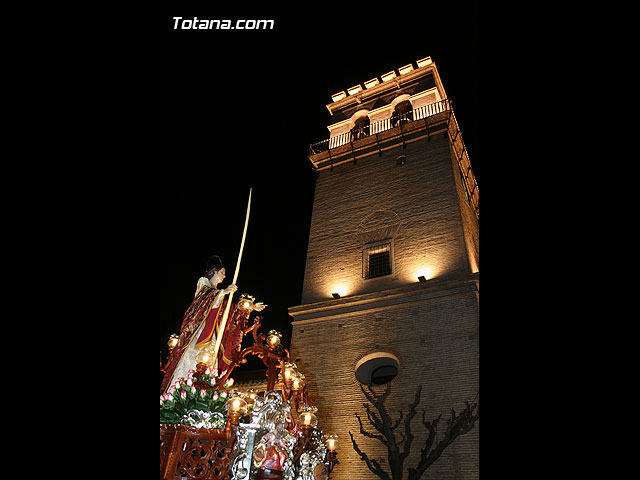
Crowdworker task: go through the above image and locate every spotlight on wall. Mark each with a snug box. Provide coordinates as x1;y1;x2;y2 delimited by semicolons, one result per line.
417;276;427;283
332;293;341;299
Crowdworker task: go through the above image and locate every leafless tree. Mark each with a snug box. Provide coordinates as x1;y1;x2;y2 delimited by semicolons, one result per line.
349;383;478;480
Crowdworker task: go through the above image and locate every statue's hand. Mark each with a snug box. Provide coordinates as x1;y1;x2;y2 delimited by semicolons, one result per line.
224;284;238;295
254;302;267;312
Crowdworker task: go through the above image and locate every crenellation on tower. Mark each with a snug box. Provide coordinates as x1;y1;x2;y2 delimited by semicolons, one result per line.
326;56;444;117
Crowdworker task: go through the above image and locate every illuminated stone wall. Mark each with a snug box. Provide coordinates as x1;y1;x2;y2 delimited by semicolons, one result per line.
290;104;479;479
301;133;476;305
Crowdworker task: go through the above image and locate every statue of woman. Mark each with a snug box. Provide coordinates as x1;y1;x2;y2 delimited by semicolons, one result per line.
160;255;265;393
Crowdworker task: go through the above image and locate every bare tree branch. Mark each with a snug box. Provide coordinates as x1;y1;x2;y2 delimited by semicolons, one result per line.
360;383;390;407
362;383;403;479
399;385;422;464
407;400;479;480
420;411;441;462
365;403;384;432
390;411;404;431
352;382;479;480
349;430;391;480
356;412;388;446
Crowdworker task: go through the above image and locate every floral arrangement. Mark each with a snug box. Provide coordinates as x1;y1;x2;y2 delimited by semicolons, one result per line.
160;368;236;425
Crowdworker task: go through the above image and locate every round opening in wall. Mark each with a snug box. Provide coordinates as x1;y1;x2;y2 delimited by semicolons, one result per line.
355;352;400;386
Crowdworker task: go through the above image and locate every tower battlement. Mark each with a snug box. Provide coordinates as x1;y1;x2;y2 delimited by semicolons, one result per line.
326;57;443;115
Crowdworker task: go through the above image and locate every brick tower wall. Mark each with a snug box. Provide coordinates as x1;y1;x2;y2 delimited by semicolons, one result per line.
301;133;474;305
291;133;479;479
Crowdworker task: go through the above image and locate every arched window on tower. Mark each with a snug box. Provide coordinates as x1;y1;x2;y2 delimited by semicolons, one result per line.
392;100;413;127
350;115;370;142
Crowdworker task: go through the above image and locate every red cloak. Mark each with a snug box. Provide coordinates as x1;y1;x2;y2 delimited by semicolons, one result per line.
160;286;238;393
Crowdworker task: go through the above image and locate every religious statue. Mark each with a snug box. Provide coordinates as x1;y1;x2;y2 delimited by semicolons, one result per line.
253;431;289;471
160;254;266;393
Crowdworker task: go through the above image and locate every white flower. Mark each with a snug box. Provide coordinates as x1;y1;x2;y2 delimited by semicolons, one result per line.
225;378;234;387
186;378;193;386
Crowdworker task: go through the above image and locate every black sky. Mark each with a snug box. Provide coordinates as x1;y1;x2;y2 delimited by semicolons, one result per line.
160;4;480;371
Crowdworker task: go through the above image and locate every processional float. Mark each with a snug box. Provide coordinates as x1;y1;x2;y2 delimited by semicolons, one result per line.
160;189;339;480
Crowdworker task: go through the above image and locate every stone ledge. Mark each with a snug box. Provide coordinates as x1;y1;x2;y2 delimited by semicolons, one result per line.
289;272;478;324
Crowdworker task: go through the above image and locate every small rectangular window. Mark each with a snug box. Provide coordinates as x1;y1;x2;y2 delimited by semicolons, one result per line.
363;240;393;279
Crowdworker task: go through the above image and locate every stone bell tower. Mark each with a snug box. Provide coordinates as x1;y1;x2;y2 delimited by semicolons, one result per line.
288;57;479;480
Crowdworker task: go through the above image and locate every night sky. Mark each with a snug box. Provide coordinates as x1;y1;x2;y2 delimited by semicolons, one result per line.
160;4;480;374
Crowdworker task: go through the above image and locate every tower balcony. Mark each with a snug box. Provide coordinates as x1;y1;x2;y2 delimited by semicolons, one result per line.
308;98;479;218
309;98;451;158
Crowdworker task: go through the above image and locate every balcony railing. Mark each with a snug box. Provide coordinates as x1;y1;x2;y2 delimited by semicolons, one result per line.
309;99;451;155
